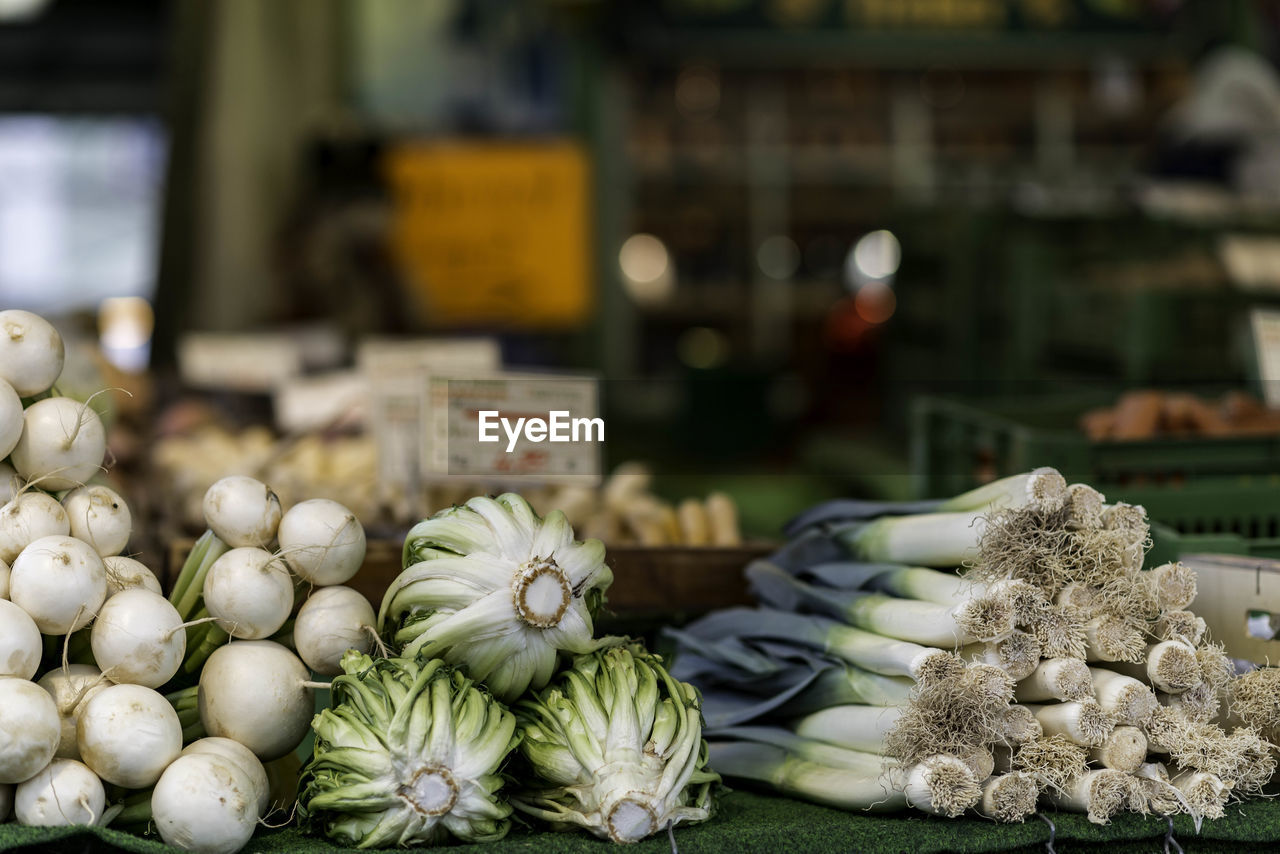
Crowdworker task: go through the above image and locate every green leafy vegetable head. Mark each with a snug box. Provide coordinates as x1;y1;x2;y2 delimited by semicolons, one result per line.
381;493;615;702
298;651;519;848
512;644;719;843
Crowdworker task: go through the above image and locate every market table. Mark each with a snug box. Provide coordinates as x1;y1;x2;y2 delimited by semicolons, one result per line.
5;791;1280;854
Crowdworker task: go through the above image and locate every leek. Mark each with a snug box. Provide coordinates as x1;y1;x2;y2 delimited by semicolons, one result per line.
381;494;614;702
746;561;1013;646
512;645;717;843
706;739;981;817
679;608;958;681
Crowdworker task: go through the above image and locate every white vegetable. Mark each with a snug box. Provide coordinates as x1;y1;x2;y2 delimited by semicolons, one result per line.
152;752;258;854
0;377;22;460
181;737;269;818
14;758;104;827
0;558;8;599
0;677;61;784
0;309;64;397
198;640;314;761
1026;701;1114;747
77;683;182;788
1014;658;1093;703
102;555;163;598
61;485;131;557
293;585;376;676
0;598;41;679
1087;726;1147;773
791;705;903;754
10;397;106;491
90;589;186;688
37;664;107;761
0;462;17;504
0;491;70;564
202;476;281;549
202;548;293;640
277;498;366;586
1089;667;1158;727
9;534;106;633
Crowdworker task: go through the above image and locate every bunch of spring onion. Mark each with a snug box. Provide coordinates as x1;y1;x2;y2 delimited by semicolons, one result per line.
305;493;719;847
670;467;1276;826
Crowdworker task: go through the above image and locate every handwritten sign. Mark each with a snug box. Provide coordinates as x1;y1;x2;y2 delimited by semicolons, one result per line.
384;141;591;329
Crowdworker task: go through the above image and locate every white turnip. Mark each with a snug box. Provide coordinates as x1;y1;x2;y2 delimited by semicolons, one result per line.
202;548;293;640
14;758;104;827
102;555;162;598
90;589;186;688
0;677;61;784
37;664;107;761
10;397;106;491
198;640;315;761
181;737;269;817
0;491;70;564
0;377;21;460
0;462;18;504
9;535;106;634
77;683;182;788
0;309;64;397
277;498;365;586
0;598;41;679
293;585;376;676
202;476;281;549
62;485;131;557
152;752;258;854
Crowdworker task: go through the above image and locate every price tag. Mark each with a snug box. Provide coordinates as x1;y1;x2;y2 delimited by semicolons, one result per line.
273;370;367;433
1221;235;1280;293
1250;308;1280;409
178;333;304;392
422;373;602;486
358;338;501;508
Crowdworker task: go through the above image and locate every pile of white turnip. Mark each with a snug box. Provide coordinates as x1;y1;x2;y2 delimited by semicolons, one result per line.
0;309;380;854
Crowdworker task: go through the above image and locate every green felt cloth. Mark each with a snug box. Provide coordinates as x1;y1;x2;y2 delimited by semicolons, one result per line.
4;791;1280;853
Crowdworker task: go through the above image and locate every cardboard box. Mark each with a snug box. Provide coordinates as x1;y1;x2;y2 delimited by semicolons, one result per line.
1182;553;1280;663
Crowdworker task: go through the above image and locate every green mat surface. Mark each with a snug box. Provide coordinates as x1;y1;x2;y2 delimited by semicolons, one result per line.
4;791;1280;853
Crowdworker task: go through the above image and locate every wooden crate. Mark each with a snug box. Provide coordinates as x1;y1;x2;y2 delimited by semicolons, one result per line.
167;539;767;615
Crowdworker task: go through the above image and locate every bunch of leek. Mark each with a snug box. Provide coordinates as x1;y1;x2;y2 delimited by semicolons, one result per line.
380;494;614;702
670;468;1274;826
297;651;519;847
511;644;718;843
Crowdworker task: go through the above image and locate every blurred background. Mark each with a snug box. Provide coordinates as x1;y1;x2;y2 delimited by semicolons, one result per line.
6;0;1280;572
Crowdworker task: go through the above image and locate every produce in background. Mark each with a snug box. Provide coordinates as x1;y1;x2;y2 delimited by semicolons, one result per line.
298;652;520;847
1081;389;1280;441
151;428;742;548
672;468;1275;825
381;493;615;702
512;645;719;842
0;309;384;854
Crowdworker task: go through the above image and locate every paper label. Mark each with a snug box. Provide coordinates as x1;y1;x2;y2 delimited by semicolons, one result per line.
423;373;602;485
1251;308;1280;408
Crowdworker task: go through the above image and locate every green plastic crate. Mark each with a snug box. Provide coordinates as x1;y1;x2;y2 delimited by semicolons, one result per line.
911;394;1280;549
911;394;1280;495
